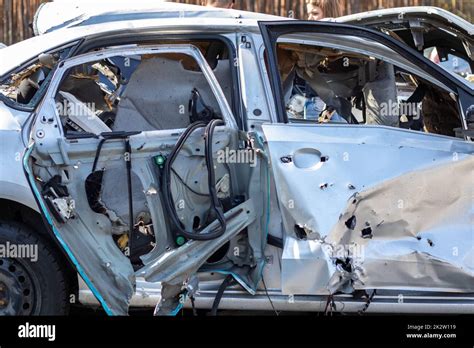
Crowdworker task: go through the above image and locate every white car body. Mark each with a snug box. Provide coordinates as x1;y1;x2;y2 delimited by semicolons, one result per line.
1;3;473;315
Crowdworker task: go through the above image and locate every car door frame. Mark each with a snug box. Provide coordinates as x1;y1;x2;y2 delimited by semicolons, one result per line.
258;20;474;133
23;43;241;315
256;21;474;296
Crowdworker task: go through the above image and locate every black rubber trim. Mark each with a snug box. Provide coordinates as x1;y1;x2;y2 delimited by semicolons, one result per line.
267;234;283;249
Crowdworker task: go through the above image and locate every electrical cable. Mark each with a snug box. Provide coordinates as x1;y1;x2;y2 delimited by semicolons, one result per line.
190;296;198;316
210;274;235;316
125;138;133;255
358;289;376;315
91;138;107;173
324;294;335;316
262;276;279;316
162;119;227;241
203;119;227;236
90;131;141;258
170;167;210;197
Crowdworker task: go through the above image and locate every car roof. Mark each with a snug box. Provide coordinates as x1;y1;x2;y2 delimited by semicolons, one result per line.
337;6;473;35
33;1;284;35
0;15;280;77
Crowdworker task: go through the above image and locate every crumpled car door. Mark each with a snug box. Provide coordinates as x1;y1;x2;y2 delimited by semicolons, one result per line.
259;21;474;295
336;7;474;82
23;44;255;315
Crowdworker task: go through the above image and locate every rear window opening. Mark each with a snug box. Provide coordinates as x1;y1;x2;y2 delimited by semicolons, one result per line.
0;46;72;108
55;47;232;136
423;47;473;81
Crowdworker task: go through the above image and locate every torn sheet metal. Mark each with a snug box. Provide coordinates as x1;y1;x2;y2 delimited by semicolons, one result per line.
263;123;474;295
137;199;256;284
136;199;256;315
327;156;474;292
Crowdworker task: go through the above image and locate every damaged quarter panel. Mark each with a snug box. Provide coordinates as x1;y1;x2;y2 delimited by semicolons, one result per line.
263;123;474;295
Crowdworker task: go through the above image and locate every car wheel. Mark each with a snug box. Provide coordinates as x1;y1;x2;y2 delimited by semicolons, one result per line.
0;221;69;315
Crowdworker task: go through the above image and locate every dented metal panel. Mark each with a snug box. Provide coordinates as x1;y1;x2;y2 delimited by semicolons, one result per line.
263;123;474;295
138;199;256;284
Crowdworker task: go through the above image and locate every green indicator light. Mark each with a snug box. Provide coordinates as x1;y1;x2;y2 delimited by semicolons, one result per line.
154;155;166;167
176;236;186;246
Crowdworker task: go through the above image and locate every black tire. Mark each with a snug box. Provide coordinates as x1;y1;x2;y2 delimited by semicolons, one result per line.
0;221;69;315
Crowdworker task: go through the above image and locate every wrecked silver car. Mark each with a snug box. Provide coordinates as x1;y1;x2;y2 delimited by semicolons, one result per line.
0;3;473;315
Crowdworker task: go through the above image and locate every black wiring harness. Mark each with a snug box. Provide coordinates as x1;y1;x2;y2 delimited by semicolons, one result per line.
162;119;227;241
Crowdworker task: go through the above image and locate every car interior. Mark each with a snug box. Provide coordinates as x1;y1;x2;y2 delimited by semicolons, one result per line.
276;40;464;138
56;40;234;135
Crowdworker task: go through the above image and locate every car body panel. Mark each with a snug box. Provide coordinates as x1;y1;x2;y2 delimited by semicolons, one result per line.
0;18;266;78
0;102;38;210
77;277;474;314
32;0;283;36
259;21;474;295
258;20;473;126
262;123;474;294
0;148;37;210
337;6;473;37
337;7;474;81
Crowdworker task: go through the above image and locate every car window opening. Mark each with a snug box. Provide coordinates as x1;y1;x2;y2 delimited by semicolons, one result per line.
276;41;463;138
56;47;232;136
